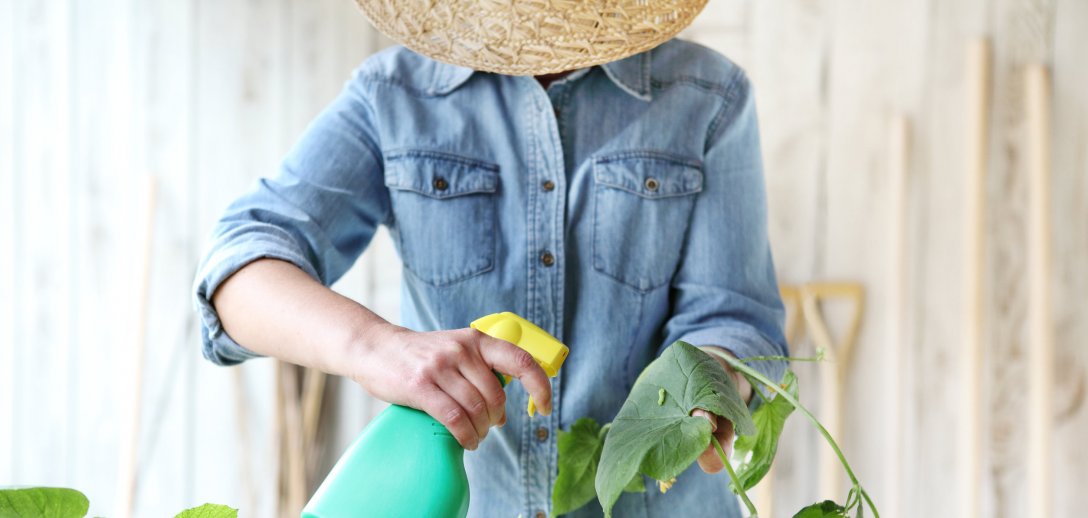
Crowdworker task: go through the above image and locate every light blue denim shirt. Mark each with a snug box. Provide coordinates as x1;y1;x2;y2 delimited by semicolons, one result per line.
194;38;788;518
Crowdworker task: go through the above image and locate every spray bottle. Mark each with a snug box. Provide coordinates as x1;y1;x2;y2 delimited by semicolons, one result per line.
301;312;569;518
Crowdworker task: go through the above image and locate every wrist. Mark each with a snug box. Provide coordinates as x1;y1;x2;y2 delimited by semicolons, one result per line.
344;316;403;380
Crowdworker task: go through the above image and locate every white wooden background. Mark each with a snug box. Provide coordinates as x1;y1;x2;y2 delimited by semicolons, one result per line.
2;0;1086;517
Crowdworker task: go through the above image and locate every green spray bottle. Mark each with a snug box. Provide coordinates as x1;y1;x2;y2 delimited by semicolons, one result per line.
301;312;569;518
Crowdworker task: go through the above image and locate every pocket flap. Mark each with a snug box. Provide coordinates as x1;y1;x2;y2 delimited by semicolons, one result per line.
385;150;499;199
593;152;703;199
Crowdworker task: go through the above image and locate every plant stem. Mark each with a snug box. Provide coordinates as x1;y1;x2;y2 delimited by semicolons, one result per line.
713;436;758;517
704;349;880;518
740;354;823;363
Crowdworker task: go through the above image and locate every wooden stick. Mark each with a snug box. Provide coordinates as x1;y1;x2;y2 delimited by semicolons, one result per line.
115;175;158;518
1026;63;1053;518
801;282;865;501
780;284;804;346
887;115;911;518
279;362;307;517
961;38;991;518
232;368;258;516
275;362;287;516
301;368;328;482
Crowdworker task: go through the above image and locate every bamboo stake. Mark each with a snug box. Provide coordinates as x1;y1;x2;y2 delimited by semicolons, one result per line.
801;282;864;502
960;39;991;518
1025;64;1053;518
887;115;911;518
115;175;157;518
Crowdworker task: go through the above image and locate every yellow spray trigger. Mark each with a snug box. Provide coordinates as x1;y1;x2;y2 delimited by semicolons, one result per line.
470;312;569;416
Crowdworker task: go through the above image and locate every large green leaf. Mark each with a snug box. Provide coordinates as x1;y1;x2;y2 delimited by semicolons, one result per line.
551;418;644;517
731;370;798;491
595;341;754;516
0;487;89;518
793;500;848;518
174;503;238;518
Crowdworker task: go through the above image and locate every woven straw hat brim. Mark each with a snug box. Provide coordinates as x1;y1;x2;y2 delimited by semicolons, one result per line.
355;0;709;76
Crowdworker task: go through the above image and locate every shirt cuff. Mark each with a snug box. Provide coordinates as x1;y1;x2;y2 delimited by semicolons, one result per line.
676;326;788;411
193;234;321;366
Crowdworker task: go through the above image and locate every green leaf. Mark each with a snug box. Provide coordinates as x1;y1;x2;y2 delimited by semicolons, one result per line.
595;341;754;517
552;418;605;516
552;419;647;517
731;370;798;491
0;487;89;518
793;500;848;518
174;503;238;518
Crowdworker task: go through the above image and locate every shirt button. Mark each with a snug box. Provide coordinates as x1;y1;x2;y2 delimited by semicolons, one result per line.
535;512;546;518
433;177;449;191
644;177;660;192
540;251;555;267
542;180;555;192
535;426;549;442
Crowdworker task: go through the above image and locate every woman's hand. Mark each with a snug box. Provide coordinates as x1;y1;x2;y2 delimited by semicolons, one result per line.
352;325;553;451
693;348;752;473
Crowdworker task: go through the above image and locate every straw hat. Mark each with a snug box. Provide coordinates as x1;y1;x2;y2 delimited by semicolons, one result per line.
354;0;709;76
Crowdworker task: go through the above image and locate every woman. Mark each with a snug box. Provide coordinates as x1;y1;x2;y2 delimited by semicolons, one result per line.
193;1;788;516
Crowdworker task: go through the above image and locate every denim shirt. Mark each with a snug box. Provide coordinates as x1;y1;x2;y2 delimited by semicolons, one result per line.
193;39;788;518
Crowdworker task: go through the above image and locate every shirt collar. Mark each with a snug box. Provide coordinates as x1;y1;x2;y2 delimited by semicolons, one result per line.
599;50;653;101
429;47;654;101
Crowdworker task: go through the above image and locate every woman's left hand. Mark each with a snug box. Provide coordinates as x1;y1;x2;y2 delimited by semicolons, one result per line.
692;349;752;473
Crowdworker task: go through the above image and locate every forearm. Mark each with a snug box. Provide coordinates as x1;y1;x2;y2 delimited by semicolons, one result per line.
211;258;394;377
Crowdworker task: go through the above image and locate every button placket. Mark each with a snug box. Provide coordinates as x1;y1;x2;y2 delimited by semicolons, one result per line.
523;76;569;517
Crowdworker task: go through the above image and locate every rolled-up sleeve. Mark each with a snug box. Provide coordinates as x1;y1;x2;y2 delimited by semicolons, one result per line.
659;69;789;393
193;71;389;365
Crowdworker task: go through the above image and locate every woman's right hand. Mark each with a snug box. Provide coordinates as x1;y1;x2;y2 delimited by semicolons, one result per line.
352;324;554;450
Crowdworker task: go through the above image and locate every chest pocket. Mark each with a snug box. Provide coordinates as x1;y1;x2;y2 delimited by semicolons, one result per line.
384;150;499;286
592;152;704;292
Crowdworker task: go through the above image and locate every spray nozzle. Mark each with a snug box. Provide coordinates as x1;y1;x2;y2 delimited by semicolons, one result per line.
470;312;569;416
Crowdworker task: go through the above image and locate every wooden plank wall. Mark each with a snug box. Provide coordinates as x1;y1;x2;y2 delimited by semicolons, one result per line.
2;0;393;516
1;0;1085;516
0;0;16;485
687;0;1087;516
